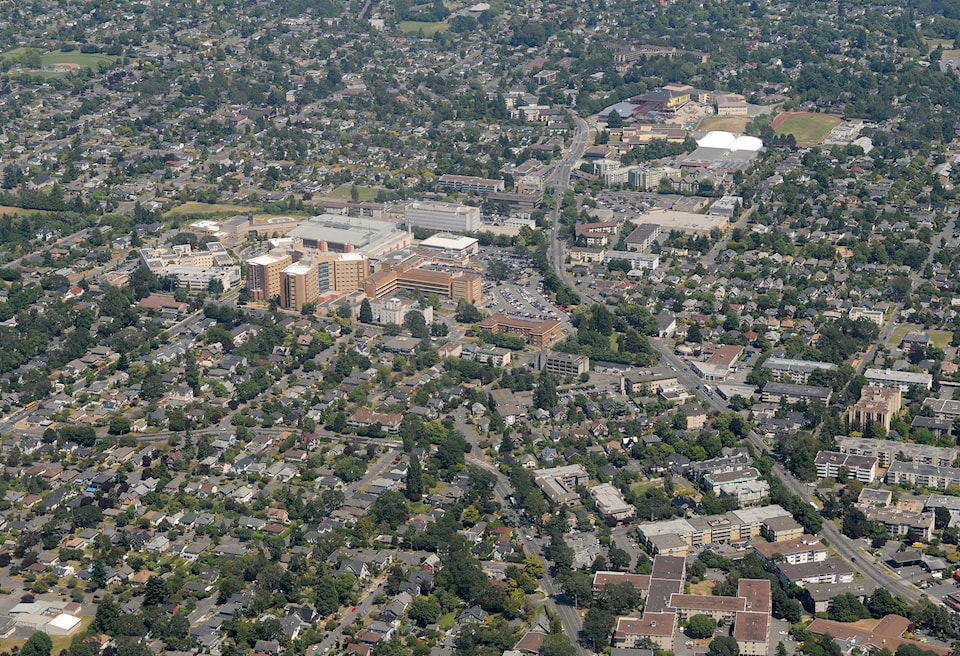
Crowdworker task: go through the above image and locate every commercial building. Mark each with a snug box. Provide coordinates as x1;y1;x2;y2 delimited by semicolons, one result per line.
479;314;564;346
813;451;879;483
589;483;636;524
437;174;505;194
404;201;481;233
533;465;589;505
363;258;482;303
864;368;933;391
288;214;411;256
140;243;241;291
246;252;292;301
542;352;590;377
762;357;837;384
885;461;960;490
836;436;959;468
280;261;320;311
417;233;480;262
847;384;902;432
314;252;369;293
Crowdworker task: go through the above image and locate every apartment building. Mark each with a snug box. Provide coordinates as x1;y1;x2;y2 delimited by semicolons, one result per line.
762;357;837;384
814;451;879;483
847;384;902;432
533;465;589;505
864;367;933;391
885;461;960;490
479;314;564;346
542;352;590;377
836;436;959;468
753;536;828;565
863;507;935;542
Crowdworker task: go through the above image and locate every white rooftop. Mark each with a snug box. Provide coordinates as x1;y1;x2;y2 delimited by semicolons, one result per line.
420;233;479;249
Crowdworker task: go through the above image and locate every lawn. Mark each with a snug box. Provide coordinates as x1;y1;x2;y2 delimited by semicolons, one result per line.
886;325;952;349
0;204;52;216
688;579;716;595
164;201;258;218
771;112;842;146
41;51;117;69
438;611;456;630
698;117;751;133
327;184;381;202
398;20;449;35
3;615;95;653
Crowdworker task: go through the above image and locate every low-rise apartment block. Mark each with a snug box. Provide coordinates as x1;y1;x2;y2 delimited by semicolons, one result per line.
814;451;879;483
777;558;854;588
479;314;564;346
533;465;589;505
762;357;837;384
864;367;933;391
753;536;827;564
863;507;935;542
589;483;636;524
836;436;958;468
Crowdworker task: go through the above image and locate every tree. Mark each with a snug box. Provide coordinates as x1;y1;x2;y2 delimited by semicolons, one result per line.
455;299;482;323
608;545;630;571
534;372;558;410
92;595;120;633
606;110;624;129
405;310;429;338
21;631;52;656
827;593;870;622
686;614;717;639
408;596;441;627
582;608;614;649
406;453;423;501
143;575;169;607
541;634;576;656
315;575;340;615
370;490;410;530
359;298;373;323
707;635;740;656
108;415;131;435
868;588;909;619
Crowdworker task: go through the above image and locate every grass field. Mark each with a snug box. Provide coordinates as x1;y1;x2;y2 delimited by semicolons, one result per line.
41;51;117;69
0;204;51;216
327;184;380;202
398;20;449;35
771;112;841;146
688;579;716;595
887;325;952;349
698;117;751;133
164;201;258;217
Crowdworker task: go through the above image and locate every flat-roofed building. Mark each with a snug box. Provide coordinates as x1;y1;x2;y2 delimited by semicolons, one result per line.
624;223;662;252
592;571;652;597
405;201;481;233
437;174;505;194
316;252;369;293
762;357;837;384
716;480;770;507
761;382;831;405
863;507;935;542
847;384;902;432
288;214;410;255
279;261;320;310
837;435;958;468
803;581;877;614
479;314;564;346
669;593;744;622
753;536;827;564
590;483;636;524
417;233;480;262
760;515;804;543
734;611;769;656
922;397;960;420
814;451;879;483
777;558;854;588
246;252;292;301
864;367;933;391
886;461;960;490
363;260;482;304
613;614;675;651
369;297;433;325
543;352;590;377
533;464;589;505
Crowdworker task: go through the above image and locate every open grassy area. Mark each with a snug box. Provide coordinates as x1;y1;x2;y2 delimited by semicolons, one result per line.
41;51;117;69
0;204;52;216
698;117;751;133
438;611;456;630
688;579;716;595
398;20;449;35
771;112;842;145
164;201;259;218
326;184;381;202
2;616;95;653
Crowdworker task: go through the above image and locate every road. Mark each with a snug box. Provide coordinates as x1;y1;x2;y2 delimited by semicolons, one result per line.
646;338;923;603
451;408;589;656
548;114;590;290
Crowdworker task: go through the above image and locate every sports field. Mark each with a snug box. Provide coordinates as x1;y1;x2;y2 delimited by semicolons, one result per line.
771;112;841;145
327;184;380;202
164;202;258;218
2;47;117;73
